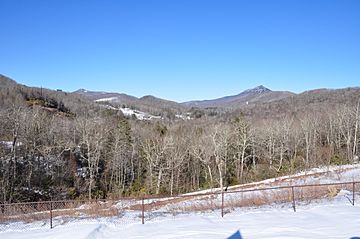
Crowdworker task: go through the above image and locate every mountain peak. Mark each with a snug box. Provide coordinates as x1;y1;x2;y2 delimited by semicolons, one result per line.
74;88;88;93
182;85;278;107
243;85;271;94
140;95;156;100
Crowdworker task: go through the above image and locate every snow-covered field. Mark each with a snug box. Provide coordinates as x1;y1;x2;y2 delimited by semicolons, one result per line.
1;164;360;239
1;194;359;239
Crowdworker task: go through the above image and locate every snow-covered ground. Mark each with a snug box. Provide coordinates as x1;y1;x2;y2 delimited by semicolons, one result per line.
94;97;119;103
96;98;193;121
119;107;162;120
118;107;192;121
1;164;360;238
175;113;192;120
96;101;163;120
1;193;359;238
184;164;360;196
0;141;23;150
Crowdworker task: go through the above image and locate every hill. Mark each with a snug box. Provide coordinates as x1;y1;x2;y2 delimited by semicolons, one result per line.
0;74;17;88
183;85;295;108
235;86;360;120
3;74;358;121
73;89;188;118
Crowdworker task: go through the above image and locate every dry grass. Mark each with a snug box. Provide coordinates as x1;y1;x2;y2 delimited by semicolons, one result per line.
165;183;357;215
77;201;120;217
0;182;358;225
173;195;221;213
0;200;122;224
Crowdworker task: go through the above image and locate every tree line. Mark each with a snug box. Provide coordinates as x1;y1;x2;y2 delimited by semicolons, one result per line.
0;98;359;203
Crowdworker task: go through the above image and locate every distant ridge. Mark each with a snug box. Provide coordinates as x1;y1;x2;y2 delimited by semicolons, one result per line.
182;85;294;108
0;74;18;88
1;73;359;118
73;89;187;115
73;88;138;102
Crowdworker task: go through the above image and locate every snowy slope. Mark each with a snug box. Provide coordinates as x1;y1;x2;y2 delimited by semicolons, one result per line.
184;164;360;196
95;97;119;102
118;107;190;120
119;107;162;120
1;193;359;239
1;165;360;238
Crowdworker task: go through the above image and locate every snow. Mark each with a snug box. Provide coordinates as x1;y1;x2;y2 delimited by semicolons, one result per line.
95;103;164;120
94;97;119;102
1;165;360;238
0;141;23;149
1;195;359;238
113;197;360;239
175;114;192;120
119;107;162;120
97;103;163;120
182;164;360;196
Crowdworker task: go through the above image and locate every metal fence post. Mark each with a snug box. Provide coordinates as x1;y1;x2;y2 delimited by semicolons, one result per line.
353;182;355;206
50;202;53;229
141;197;145;224
291;186;296;212
221;191;224;218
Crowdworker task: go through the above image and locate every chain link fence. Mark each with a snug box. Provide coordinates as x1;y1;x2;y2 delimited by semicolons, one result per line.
0;181;358;232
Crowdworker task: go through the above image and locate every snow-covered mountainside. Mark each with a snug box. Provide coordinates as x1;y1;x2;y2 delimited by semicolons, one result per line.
119;107;162;120
94;97;119;102
101;105;191;121
73;88;187;117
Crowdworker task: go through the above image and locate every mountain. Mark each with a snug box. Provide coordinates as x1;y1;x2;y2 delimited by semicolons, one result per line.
0;74;18;88
138;95;184;110
0;75;101;115
182;85;295;108
233;86;360;120
73;89;188;116
1;74;359;121
73;89;139;105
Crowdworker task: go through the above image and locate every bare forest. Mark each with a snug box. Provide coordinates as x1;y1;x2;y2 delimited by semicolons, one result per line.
0;75;359;203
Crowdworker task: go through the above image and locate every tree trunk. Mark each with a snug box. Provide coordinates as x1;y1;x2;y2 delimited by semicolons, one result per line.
155;168;162;194
207;165;213;188
353;102;359;158
170;169;174;196
240;143;246;183
217;160;223;192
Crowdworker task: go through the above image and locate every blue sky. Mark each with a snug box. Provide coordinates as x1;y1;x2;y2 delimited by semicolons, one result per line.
1;0;359;102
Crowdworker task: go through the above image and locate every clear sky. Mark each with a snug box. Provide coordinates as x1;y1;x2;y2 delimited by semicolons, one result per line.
1;0;359;102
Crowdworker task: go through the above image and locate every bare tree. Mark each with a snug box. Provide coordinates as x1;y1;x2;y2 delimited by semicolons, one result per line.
191;128;215;189
208;124;231;192
76;116;106;199
141;124;173;194
232;117;253;183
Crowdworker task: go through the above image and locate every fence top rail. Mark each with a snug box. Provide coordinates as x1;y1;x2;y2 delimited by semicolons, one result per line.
0;197;140;207
1;181;358;207
159;180;359;199
222;181;358;196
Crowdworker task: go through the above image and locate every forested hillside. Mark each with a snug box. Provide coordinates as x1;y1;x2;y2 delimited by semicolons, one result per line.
74;89;188;119
0;75;359;203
